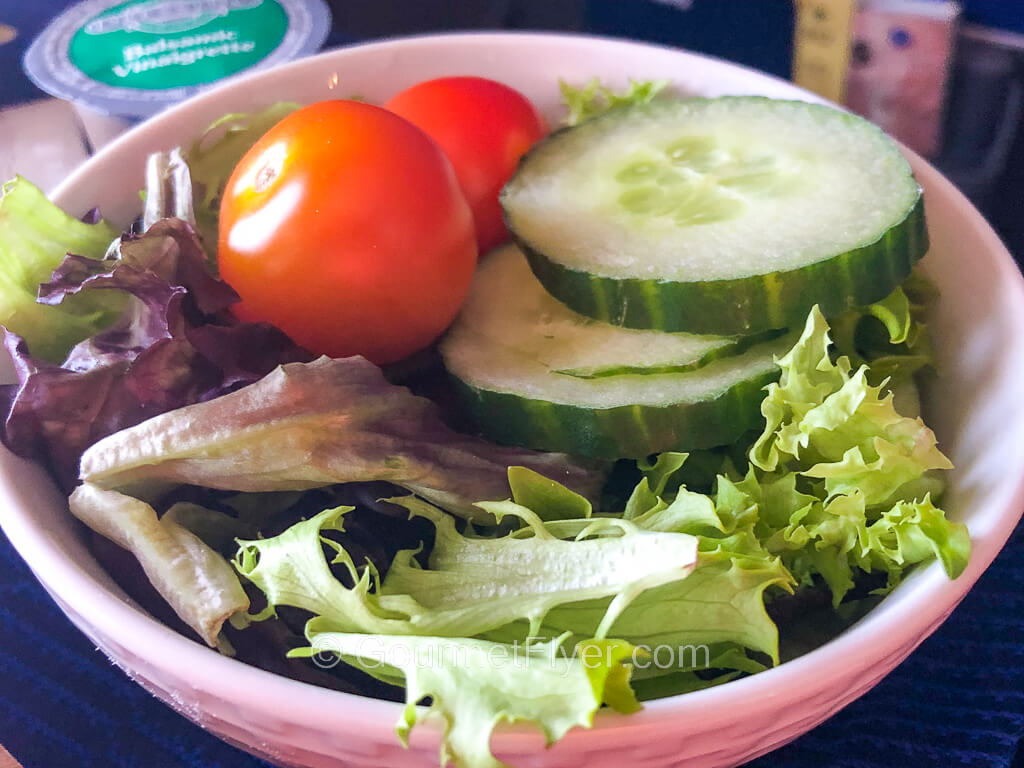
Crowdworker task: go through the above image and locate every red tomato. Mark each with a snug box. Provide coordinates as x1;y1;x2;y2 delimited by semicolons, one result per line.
218;100;477;365
386;76;548;253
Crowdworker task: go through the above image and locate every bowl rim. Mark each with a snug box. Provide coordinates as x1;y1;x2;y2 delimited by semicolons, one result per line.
3;29;1024;752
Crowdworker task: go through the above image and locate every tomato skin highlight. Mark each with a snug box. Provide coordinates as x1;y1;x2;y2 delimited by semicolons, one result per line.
217;100;477;365
386;76;548;253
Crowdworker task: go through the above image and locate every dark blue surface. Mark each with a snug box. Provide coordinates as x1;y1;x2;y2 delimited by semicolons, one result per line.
2;2;1023;766
962;0;1024;35
0;3;62;106
3;515;1024;767
585;0;794;79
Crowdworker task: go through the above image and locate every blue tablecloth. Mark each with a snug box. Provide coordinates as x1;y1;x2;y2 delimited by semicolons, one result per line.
2;515;1024;768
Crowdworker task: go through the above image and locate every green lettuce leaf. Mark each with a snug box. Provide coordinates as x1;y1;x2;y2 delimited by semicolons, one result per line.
751;306;951;502
233;463;860;752
0;177;123;360
185;102;300;259
865;494;970;584
539;456;793;666
293;633;639;768
638;451;690;497
829;276;936;386
715;470;818;569
384;496;698;638
162;500;261;555
627;479;725;536
620;452;692;521
717;475;969;605
69;483;248;646
630;643;768;699
234;495;699;640
542;528;792;665
737;307;966;603
234;505;424;633
559;78;670;126
78;357;604;520
507;465;592;521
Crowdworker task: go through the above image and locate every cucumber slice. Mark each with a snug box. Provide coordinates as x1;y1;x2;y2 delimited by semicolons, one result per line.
463;244;767;379
557;330;782;379
502;96;927;335
440;245;794;458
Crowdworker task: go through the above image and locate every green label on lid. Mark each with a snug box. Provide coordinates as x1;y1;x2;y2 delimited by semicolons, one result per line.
69;0;289;90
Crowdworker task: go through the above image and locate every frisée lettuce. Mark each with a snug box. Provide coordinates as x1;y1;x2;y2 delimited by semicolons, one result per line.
294;633;640;768
746;307;967;603
233;495;700;641
228;472;784;767
559;78;671;126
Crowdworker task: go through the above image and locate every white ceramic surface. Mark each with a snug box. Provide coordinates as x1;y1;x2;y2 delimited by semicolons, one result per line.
2;33;1024;768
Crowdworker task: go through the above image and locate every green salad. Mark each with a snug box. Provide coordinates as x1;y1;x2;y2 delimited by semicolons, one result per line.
0;79;968;768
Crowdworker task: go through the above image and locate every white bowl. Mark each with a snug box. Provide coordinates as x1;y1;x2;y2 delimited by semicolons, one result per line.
3;32;1024;768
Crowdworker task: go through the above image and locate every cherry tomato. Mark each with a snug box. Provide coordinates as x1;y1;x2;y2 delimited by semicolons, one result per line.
218;100;477;365
386;76;548;253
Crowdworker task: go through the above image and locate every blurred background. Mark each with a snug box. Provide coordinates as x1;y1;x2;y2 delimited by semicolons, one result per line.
2;0;1023;258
